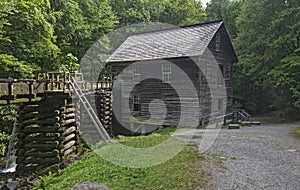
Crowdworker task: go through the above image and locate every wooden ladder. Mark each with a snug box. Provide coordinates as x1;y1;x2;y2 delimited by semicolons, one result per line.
70;76;111;143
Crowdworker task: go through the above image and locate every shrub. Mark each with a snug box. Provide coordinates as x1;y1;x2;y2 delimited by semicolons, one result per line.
0;105;16;156
0;105;16;134
0;132;10;156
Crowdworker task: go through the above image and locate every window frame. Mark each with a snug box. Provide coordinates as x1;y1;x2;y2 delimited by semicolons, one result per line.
133;65;140;84
162;63;172;83
132;93;141;112
224;64;231;80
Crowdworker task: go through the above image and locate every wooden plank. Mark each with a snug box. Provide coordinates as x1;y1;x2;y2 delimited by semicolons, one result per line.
228;124;240;129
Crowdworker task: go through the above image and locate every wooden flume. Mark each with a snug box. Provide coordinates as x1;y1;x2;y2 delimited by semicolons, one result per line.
1;72;113;176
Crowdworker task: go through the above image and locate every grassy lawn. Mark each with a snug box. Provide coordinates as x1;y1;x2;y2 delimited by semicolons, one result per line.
293;128;300;138
34;128;209;190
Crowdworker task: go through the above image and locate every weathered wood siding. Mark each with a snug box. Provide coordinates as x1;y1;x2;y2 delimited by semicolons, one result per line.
110;54;233;133
208;25;236;114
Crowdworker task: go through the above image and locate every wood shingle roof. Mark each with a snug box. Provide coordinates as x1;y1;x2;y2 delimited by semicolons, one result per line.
106;21;224;63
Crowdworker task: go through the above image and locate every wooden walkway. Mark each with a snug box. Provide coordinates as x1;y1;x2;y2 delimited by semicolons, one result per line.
0;72;112;104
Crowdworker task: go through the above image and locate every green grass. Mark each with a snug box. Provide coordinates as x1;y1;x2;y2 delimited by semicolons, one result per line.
290;121;300;139
293;128;300;138
196;125;206;129
197;125;228;129
219;125;228;129
34;127;209;190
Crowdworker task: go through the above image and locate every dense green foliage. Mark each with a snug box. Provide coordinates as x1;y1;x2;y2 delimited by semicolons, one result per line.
0;105;16;156
0;0;118;76
34;129;208;189
234;0;300;118
206;0;242;38
0;131;10;156
206;0;300;118
110;0;206;26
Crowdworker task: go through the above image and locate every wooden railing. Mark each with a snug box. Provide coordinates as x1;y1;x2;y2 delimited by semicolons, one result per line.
0;72;112;104
201;108;252;127
207;109;251;126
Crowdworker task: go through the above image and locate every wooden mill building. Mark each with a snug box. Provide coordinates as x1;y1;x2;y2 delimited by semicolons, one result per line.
106;20;238;135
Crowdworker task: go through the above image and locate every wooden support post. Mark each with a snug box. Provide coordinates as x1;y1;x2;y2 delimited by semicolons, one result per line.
45;74;49;91
57;73;61;90
63;72;66;92
29;81;33;102
233;111;239;124
7;81;13;104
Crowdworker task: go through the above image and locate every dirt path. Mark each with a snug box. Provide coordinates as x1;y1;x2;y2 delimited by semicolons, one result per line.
190;119;300;190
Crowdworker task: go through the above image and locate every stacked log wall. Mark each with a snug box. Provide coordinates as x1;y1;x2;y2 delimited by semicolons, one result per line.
95;90;112;136
15;92;78;175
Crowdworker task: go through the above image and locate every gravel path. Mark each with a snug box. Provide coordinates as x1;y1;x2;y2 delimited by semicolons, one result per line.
189;120;300;190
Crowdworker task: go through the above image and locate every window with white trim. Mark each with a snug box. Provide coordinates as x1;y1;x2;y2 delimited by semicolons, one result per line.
162;63;171;83
132;93;141;112
224;64;231;80
216;33;221;52
133;65;140;84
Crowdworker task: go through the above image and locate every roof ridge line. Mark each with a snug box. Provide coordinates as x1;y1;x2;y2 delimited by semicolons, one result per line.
179;20;223;29
131;20;223;36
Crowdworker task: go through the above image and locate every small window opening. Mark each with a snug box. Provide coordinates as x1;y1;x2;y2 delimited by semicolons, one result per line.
133;65;140;84
162;63;171;83
224;64;231;80
133;94;141;112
